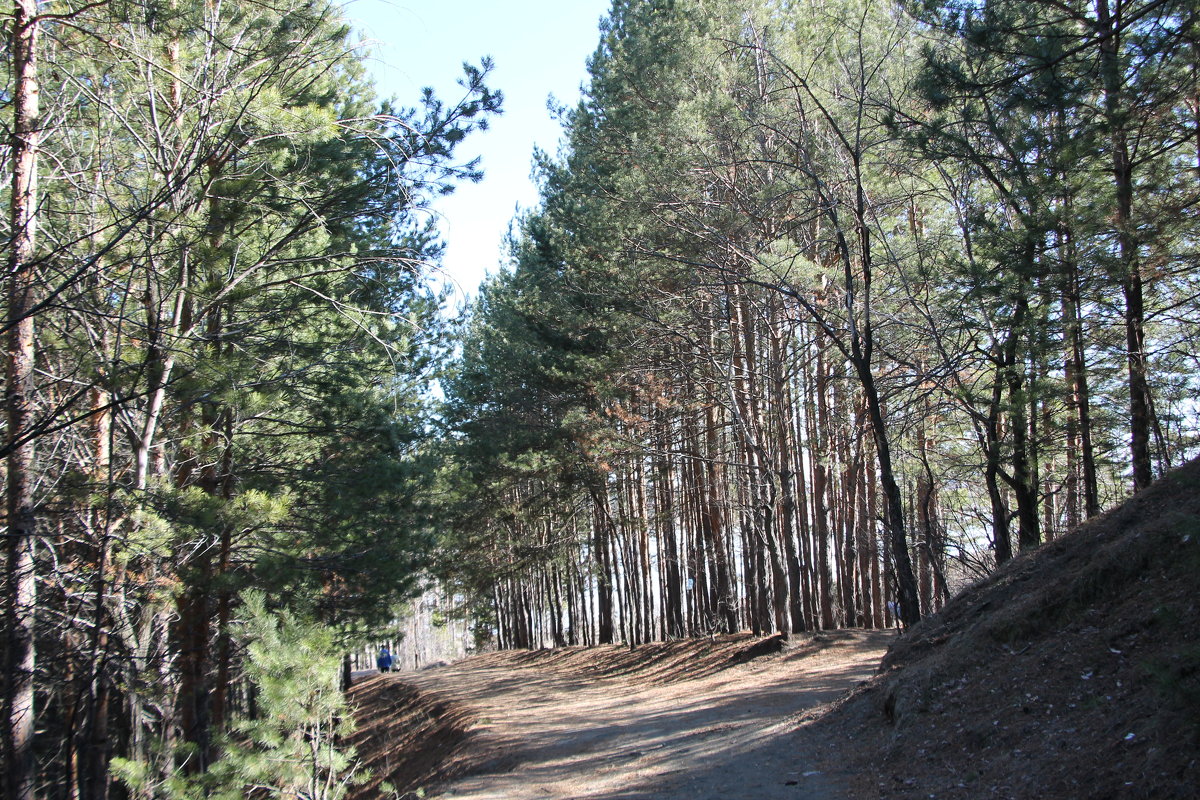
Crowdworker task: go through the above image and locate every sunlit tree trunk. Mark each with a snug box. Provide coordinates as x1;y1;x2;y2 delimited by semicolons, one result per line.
656;412;685;637
809;332;835;630
4;1;41;797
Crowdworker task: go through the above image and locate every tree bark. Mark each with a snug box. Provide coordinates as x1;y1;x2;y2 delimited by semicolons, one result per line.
655;420;685;637
1060;217;1100;522
590;488;616;645
4;2;41;797
1097;0;1153;492
769;309;805;633
702;401;736;633
810;334;835;630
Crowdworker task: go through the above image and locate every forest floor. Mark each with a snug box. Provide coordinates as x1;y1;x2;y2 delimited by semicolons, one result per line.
348;458;1200;799
347;630;892;799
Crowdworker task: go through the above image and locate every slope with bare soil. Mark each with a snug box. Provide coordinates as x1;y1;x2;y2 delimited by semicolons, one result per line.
346;676;478;799
809;457;1200;799
348;630;893;799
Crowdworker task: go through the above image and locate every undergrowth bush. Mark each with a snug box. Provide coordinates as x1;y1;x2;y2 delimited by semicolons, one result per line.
113;592;366;799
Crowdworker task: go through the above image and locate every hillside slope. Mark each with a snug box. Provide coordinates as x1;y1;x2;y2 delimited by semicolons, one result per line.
808;457;1200;799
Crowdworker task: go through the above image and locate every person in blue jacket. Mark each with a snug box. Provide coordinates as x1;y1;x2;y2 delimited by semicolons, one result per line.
376;646;394;673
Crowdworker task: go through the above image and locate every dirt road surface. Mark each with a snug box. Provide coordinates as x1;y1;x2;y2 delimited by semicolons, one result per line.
391;630;893;800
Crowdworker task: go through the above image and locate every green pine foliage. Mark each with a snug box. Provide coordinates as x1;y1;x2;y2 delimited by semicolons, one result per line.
2;0;499;793
438;0;1200;647
111;592;361;800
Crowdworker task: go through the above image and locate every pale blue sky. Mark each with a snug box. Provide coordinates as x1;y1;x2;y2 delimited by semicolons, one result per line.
343;0;612;304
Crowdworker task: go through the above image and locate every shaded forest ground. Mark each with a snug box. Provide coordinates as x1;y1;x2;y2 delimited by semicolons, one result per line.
348;457;1200;799
816;456;1200;799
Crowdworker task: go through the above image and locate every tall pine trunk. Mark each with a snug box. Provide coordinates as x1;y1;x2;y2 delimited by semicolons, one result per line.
1097;0;1154;492
4;2;41;797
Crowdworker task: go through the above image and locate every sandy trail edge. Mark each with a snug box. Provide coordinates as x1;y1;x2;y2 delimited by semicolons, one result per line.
379;630;893;800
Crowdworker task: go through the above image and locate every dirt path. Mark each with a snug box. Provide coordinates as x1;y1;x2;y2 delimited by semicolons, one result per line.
392;630;893;800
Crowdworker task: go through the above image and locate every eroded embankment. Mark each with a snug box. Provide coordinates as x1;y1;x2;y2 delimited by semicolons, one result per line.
808;457;1200;799
345;675;478;799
